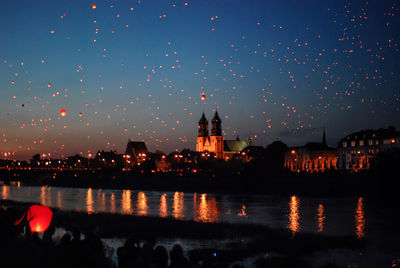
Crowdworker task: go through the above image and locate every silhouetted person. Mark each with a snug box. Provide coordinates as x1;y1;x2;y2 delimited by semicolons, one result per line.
118;237;142;268
169;244;189;268
152;245;168;268
142;237;157;267
42;224;55;246
41;224;57;268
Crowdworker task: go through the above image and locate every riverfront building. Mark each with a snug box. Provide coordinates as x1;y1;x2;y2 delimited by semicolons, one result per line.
337;126;400;171
125;140;149;165
284;129;337;172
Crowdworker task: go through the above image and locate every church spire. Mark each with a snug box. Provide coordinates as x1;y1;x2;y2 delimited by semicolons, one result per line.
198;113;208;137
211;110;222;136
322;126;327;146
248;134;254;146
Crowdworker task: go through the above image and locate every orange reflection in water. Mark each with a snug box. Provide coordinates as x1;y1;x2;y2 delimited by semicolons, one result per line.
110;192;116;213
173;192;184;220
193;193;219;223
355;197;365;238
159;193;168;218
86;188;94;214
137;192;148;216
317;204;325;233
57;191;62;210
97;190;106;213
237;205;247;217
2;185;10;200
40;186;52;207
288;195;300;236
121;190;133;215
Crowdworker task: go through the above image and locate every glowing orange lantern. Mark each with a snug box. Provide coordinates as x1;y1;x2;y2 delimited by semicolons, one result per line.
201;93;206;101
60;108;67;117
14;205;53;233
92;3;96;9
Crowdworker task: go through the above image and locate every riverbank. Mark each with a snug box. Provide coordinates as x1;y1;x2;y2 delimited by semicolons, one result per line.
0;199;366;267
3;168;399;199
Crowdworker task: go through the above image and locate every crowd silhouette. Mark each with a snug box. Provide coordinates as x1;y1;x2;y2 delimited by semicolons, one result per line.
0;209;247;268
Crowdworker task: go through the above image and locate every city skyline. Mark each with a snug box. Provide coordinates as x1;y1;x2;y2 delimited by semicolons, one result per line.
1;0;399;160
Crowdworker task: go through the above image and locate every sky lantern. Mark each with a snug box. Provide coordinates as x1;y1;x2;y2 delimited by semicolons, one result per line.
201;93;206;101
60;108;67;117
14;205;53;233
92;3;96;9
47;83;51;88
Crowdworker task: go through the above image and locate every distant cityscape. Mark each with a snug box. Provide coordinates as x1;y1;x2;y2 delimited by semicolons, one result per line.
1;112;399;174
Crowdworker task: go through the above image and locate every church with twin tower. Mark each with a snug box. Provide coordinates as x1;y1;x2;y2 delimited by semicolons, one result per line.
196;111;248;159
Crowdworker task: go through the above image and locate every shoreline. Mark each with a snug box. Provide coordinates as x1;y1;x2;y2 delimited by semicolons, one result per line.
2;168;398;198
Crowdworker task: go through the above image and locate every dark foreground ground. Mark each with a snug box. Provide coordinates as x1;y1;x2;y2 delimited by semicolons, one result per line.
0;199;366;268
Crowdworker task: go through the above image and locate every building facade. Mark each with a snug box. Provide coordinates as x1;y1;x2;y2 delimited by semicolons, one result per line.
284;129;337;172
125;140;149;166
196;111;247;159
337;126;400;171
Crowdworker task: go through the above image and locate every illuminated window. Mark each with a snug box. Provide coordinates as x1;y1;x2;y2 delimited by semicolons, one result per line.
359;140;364;146
342;142;347;148
383;139;392;145
368;139;373;146
376;140;379;145
351;141;355;147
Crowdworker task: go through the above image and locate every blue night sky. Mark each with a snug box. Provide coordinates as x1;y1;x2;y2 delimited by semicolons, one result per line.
1;0;399;160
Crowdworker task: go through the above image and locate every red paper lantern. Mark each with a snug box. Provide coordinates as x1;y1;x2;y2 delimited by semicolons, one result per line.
201;93;206;101
92;3;96;9
28;205;53;232
60;108;67;117
15;205;53;233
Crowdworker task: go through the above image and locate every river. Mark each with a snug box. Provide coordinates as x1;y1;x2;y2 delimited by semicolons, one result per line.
1;182;366;237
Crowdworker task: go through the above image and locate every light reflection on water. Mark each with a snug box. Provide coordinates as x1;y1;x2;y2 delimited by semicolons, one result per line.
159;193;168;218
57;191;62;210
355;197;365;238
173;192;184;220
137;192;148;216
288;195;300;236
317;204;325;233
110;192;116;213
121;190;132;215
2;185;9;200
86;188;94;214
0;184;370;237
193;193;219;223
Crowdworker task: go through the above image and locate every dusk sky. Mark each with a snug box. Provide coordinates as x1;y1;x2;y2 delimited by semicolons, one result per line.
1;0;399;160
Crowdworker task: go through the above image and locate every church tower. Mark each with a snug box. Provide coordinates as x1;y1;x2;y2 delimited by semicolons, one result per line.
198;113;208;137
211;111;222;136
196;113;210;153
210;111;224;159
